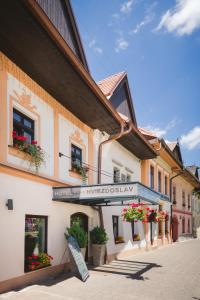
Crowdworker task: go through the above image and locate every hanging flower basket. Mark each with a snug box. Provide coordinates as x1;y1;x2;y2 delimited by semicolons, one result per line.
122;204;167;224
122;203;146;222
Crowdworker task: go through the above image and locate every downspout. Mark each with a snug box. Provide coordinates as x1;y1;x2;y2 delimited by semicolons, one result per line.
97;120;133;228
98;120;133;184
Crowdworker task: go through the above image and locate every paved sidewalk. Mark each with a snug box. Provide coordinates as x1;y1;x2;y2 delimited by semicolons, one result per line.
1;239;200;300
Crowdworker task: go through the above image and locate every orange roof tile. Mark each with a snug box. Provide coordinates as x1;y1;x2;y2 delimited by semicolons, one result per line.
97;71;126;97
138;127;157;139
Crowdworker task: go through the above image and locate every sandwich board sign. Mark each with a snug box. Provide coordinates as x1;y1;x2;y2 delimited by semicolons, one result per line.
67;235;89;282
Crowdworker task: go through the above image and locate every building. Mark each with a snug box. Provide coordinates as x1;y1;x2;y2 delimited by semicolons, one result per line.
186;166;200;238
94;72;171;261
0;0;124;292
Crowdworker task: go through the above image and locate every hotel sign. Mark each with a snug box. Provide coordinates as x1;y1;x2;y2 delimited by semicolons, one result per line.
53;182;169;204
53;183;138;201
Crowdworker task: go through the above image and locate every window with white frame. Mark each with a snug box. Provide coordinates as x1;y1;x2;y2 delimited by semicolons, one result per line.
158;171;162;193
150;165;154;189
13;108;35;144
121;173;126;183
113;167;120;183
126;174;131;182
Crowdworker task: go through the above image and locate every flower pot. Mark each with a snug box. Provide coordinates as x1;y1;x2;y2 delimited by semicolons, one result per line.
92;244;106;267
80;247;86;260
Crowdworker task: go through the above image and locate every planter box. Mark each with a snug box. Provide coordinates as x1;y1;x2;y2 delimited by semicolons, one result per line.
92;244;106;267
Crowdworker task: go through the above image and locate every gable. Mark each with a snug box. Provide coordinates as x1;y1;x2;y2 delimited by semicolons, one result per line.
173;144;183;164
109;77;137;126
36;0;89;71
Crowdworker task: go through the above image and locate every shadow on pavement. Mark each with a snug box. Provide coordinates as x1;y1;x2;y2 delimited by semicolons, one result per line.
90;259;162;281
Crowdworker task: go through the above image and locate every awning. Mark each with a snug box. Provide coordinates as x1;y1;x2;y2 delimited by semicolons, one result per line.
52;182;170;206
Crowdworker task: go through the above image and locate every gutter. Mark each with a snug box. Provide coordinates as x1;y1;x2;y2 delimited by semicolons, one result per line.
97;120;133;184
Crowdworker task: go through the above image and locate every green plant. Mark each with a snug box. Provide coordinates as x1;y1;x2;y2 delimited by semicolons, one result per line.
115;236;124;244
65;218;88;248
38;253;53;266
90;226;108;245
72;163;89;183
133;234;140;241
12;131;45;172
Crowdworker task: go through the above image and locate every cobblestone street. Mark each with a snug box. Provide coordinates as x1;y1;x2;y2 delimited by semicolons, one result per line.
1;239;200;300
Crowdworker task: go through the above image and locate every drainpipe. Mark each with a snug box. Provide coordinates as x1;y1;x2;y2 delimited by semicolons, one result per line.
97;121;133;184
170;169;184;243
97;120;133;228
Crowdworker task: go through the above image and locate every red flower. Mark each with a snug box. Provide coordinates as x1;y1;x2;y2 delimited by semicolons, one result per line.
123;208;127;212
31;262;34;265
146;207;150;211
35;262;40;265
12;130;17;137
31;140;37;145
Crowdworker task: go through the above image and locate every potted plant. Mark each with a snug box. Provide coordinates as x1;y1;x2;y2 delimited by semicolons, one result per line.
115;236;125;244
133;234;141;241
90;226;108;267
72;162;89;185
26;253;53;271
65;219;88;259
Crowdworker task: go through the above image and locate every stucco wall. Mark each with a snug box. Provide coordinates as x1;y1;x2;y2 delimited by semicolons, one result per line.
0;173;99;282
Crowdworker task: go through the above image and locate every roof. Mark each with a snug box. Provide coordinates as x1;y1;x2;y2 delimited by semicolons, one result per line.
138;127;157;139
97;71;126;97
186;165;199;179
166;141;177;151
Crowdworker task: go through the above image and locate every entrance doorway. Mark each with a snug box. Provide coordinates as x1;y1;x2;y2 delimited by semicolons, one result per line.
70;212;89;260
172;215;178;242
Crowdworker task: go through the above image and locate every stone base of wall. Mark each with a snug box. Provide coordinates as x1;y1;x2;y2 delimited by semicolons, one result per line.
106;238;171;263
0;263;70;295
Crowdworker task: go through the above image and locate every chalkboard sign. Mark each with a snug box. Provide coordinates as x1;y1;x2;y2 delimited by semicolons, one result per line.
67;236;89;282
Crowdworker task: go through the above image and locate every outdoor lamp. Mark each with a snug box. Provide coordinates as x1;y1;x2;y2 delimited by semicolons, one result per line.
6;199;13;210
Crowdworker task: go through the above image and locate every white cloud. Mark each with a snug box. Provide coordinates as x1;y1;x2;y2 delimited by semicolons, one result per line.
130;14;154;34
120;0;134;14
156;0;200;36
88;38;103;55
180;126;200;150
115;37;129;52
144;118;181;138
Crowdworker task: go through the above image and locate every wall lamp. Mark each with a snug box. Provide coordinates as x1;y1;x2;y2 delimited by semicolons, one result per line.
6;199;13;210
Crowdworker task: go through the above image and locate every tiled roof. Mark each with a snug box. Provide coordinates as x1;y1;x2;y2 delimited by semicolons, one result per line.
97;71;126;97
166;141;177;151
138;127;157;139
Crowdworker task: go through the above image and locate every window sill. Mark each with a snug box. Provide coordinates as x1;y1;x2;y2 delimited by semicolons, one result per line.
25;264;51;273
8;145;31;161
69;169;82;179
115;240;125;245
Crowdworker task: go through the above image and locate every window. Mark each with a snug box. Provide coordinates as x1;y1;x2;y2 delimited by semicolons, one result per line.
158;171;162;193
126;174;131;182
150;165;154;189
25;215;47;272
121;173;126;183
188;219;190;233
182;191;186;207
182;217;185;233
71;144;82;168
112;216;119;241
188;194;191;210
173;186;176;204
13;108;34;144
164;175;168;195
113;167;120;183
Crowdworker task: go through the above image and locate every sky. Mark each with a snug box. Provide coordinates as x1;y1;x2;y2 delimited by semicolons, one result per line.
72;0;200;168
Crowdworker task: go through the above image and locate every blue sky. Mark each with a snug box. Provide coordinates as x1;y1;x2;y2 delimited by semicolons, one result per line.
72;0;200;167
